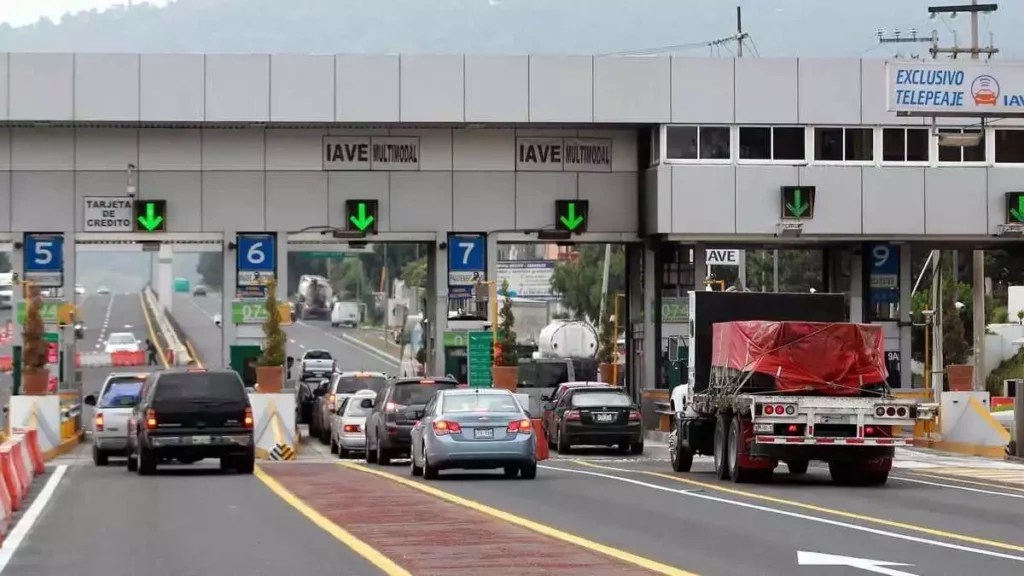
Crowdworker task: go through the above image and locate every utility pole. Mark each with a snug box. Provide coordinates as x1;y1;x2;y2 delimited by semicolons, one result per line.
927;1;997;392
876;27;937;59
735;6;744;57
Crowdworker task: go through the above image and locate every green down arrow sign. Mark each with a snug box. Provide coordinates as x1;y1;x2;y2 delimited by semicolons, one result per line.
349;203;374;231
555;199;589;233
345;199;378;233
1008;193;1024;223
134;200;167;232
781;186;815;220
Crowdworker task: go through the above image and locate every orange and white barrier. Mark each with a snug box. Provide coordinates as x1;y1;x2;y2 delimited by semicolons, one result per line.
0;350;147;372
0;429;47;546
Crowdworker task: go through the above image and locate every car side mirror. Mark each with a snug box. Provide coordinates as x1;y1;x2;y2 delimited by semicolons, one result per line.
84;394;97;407
540;395;550;402
542;402;554;411
360;399;374;409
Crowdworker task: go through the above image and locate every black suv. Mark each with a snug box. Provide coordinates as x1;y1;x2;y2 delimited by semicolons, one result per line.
127;368;256;475
364;377;458;465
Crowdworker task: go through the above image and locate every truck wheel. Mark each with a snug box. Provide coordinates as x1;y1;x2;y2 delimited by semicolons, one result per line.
713;414;732;480
787;460;809;475
670;434;694;472
138;445;157;476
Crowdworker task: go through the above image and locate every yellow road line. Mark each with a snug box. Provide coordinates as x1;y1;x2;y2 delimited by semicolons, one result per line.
340;461;699;576
254;466;411;576
185;340;204;369
138;293;169;369
574;460;1024;554
903;471;1024;493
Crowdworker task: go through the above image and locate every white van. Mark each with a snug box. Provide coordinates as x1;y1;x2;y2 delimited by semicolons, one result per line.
331;301;360;328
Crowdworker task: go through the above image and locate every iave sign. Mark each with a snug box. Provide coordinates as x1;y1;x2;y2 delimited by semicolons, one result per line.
887;61;1024;116
705;249;740;266
83;197;134;232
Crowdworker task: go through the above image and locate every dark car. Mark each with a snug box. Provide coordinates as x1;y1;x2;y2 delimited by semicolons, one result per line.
364;377;459;465
540;381;612;448
311;371;388;444
126;368;256;475
549;387;643;455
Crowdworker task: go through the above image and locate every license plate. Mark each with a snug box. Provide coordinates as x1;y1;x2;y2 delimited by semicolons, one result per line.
595;413;615;423
817;415;849;424
473;428;494;439
754;423;773;433
190;435;211;445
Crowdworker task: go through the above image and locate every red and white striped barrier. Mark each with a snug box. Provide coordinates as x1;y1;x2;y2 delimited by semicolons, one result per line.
0;430;45;546
0;350;146;372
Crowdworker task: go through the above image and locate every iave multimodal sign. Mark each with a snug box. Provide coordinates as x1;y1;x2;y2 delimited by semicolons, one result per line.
886;61;1024;115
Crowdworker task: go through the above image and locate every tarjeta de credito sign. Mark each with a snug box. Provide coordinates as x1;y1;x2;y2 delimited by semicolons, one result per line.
886;61;1024;115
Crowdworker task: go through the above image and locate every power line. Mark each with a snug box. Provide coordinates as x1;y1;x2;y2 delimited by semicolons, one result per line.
600;5;752;57
876;27;937;59
927;1;999;59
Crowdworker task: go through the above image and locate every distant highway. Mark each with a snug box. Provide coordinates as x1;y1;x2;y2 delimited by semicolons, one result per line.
172;293;399;375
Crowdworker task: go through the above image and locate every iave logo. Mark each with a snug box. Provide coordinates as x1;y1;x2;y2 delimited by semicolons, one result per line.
971;74;999;106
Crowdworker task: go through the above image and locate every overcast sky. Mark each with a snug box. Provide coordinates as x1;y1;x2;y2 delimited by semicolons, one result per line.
0;0;169;26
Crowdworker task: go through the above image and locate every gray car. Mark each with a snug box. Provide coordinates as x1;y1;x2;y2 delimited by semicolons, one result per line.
409;388;537;480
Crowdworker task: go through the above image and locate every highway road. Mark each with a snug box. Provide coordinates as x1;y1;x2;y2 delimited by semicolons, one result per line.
172;293;399;375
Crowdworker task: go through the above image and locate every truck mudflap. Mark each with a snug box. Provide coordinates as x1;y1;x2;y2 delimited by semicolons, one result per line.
754;435;913;447
734;419;777;471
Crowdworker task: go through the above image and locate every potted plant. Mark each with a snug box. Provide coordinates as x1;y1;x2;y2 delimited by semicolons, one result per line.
21;282;50;395
256;279;287;393
597;303;616;385
492;280;519;391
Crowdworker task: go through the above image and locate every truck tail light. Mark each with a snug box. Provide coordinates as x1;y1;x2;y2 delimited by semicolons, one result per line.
628;410;641;421
145;409;158;430
244;407;254;429
95;413;105;432
343;424;361;433
327;394;336;411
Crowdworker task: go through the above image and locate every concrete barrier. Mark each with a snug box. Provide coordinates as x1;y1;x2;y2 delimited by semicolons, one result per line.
918;391;1012;459
250;393;298;461
8;396;61;459
143;286;190;366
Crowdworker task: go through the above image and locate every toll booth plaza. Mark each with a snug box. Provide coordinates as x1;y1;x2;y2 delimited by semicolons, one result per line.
0;53;1020;444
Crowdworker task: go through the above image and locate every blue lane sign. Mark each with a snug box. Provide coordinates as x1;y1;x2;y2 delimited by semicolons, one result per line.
23;233;64;288
867;242;899;304
236;233;276;287
447;234;486;298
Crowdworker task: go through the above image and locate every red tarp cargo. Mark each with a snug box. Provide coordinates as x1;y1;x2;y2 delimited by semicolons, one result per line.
711;321;887;395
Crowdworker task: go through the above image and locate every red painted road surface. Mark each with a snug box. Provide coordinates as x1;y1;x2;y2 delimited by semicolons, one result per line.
262;463;655;575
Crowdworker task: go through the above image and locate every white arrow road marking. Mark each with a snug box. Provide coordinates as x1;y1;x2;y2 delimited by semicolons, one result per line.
797;551;919;576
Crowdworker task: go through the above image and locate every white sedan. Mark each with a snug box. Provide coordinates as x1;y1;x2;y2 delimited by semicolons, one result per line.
96;286;111;295
104;332;140;354
75;285;86;295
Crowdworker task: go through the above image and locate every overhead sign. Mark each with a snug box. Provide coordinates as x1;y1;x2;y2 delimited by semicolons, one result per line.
134;200;167;232
23;233;64;288
781;186;815;220
555;200;589;233
237;233;276;287
323;136;420;171
516;137;612;172
706;249;740;266
345;200;379;234
83;197;134;232
448;234;487;298
1005;192;1024;224
887;61;1024;116
867;242;899;305
497;261;557;301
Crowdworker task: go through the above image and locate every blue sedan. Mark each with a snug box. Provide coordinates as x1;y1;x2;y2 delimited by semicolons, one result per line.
410;389;537;480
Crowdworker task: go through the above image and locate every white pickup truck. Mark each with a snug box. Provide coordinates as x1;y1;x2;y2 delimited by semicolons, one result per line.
299;349;336;380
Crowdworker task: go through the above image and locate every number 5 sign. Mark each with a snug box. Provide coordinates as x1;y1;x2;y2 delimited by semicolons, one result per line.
236;233;276;287
23;233;65;288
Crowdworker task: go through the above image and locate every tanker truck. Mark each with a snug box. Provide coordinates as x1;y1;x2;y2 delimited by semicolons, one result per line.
536;320;598;359
669;291;937;486
294;275;333;321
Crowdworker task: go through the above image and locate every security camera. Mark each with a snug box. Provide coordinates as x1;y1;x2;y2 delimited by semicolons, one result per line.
214;313;223;327
954;301;966;311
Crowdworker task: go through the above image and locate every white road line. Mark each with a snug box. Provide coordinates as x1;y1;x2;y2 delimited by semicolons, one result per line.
0;465;69;573
537;464;1024;563
888;474;1024;498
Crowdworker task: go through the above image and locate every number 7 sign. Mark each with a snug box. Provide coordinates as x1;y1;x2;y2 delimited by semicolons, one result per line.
447;234;486;274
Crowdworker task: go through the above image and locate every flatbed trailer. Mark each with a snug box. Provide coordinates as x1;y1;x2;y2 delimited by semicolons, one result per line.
668;291;935;486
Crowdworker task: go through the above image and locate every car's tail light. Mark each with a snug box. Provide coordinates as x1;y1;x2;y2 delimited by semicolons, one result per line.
145;409;158;430
564;410;580;421
384;402;398;413
433;420;462;435
343;424;361;433
244;407;254;429
628;410;641;421
95;413;105;432
506;419;532;434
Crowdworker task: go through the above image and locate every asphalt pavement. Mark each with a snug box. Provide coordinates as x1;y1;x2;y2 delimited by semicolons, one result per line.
78;292;163;399
172;293;399;375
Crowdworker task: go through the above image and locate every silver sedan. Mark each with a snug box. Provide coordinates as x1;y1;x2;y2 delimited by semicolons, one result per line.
410;388;537;480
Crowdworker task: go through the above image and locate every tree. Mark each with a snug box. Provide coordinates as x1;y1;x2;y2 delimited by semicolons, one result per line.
196;252;222;290
401;258;428;289
596;297;615;364
743;250;823;292
939;253;969;366
549;246;625;322
258;279;286;367
495;280;517;367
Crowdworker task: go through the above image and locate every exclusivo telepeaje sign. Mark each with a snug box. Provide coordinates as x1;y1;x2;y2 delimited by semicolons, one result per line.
886;61;1024;115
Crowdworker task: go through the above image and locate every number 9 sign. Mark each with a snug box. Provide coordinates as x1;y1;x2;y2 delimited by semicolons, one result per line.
867;242;898;275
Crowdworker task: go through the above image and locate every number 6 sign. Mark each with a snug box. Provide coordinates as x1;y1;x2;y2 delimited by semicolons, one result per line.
236;233;276;287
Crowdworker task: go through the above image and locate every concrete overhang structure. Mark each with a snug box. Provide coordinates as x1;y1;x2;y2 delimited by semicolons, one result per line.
0;53;1017;242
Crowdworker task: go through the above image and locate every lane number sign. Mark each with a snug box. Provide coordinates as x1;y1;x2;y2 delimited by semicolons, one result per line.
23;233;65;288
448;234;487;297
236;233;276;287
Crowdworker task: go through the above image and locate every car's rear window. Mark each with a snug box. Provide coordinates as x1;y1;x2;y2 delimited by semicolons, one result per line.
99;378;144;408
304;351;332;360
334;376;386;395
442;393;520;414
571;391;632;408
108;334;135;345
393;381;457;406
344;397;374;417
153;372;247;403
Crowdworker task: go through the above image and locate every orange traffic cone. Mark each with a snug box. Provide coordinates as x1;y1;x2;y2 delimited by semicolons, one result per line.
532;418;549;461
